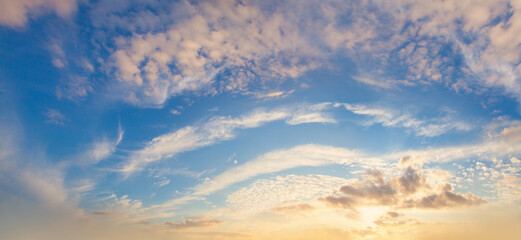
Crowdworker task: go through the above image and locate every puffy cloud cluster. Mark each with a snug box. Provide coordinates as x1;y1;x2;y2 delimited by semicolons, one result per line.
0;0;77;27
6;0;521;107
381;0;521;101
321;167;484;211
110;0;321;105
106;0;519;106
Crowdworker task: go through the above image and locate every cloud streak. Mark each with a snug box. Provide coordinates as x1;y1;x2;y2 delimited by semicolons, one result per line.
120;101;472;176
336;103;472;137
192;144;364;196
120;104;336;175
165;216;225;230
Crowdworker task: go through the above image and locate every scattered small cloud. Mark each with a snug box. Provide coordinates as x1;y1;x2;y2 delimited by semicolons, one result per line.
44;108;68;125
170;109;181;115
226;153;236;163
154;177;170;187
55;75;93;102
224;174;348;216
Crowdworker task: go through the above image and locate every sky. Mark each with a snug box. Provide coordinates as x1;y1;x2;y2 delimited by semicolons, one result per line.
1;0;521;239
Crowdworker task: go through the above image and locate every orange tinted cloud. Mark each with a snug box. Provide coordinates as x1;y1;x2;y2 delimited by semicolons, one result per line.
320;167;484;210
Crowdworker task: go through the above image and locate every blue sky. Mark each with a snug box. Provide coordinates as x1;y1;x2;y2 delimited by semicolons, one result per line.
1;0;521;239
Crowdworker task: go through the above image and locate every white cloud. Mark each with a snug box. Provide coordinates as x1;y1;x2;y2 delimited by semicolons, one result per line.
191;144;365;196
44;108;68;125
0;124;69;208
86;137;121;164
84;117;521;223
250;90;295;100
120;110;288;174
385;142;521;167
352;76;393;89
170;109;181;115
224;174;348;217
336;103;472;137
87;139;114;162
286;103;337;125
56;75;93;102
120;104;335;175
119;101;472;176
0;0;78;27
61;124;124;167
154;177;170;187
181;118;521;206
376;0;521;104
108;0;321;106
24;0;521;108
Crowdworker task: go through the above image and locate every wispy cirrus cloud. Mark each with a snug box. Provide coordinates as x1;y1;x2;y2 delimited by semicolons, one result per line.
79;119;521;225
192;144;365;196
84;125;124;165
58;124;124;168
335;103;472;137
120;103;336;175
179;119;521;208
120;101;471;176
